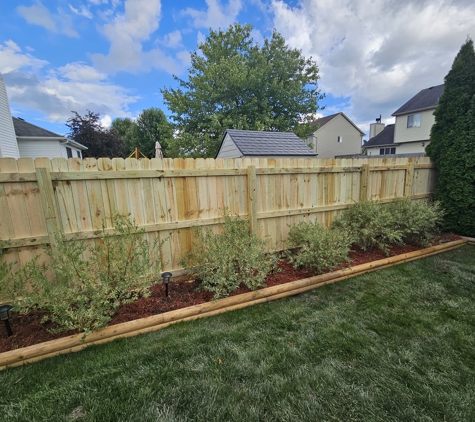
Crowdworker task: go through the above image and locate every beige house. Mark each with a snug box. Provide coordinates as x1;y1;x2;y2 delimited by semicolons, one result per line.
307;112;364;158
364;84;444;156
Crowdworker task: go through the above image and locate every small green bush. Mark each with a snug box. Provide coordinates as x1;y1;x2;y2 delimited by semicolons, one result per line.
388;197;444;246
14;215;163;338
332;200;403;255
287;221;351;273
181;213;270;300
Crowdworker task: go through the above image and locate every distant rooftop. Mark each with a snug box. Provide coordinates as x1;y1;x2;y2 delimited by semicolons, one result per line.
220;129;317;157
310;112;365;135
13;117;65;138
392;84;444;116
364;124;395;147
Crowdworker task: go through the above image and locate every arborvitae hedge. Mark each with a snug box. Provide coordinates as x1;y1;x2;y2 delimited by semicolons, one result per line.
426;38;475;236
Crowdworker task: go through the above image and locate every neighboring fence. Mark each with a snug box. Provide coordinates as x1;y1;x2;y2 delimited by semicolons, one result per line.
0;156;435;273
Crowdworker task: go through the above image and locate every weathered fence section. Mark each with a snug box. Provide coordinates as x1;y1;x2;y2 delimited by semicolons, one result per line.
0;156;435;273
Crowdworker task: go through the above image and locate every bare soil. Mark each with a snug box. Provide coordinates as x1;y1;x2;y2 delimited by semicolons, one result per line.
0;233;461;353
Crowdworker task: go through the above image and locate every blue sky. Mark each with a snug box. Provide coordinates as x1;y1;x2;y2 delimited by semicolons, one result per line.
1;0;475;140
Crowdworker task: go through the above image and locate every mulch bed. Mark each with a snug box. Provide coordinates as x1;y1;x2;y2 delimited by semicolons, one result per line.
0;233;461;353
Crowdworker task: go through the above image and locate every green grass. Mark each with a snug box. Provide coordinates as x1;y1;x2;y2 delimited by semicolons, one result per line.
1;245;475;421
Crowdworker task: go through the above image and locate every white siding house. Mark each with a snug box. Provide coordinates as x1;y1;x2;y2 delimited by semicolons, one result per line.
0;75;20;159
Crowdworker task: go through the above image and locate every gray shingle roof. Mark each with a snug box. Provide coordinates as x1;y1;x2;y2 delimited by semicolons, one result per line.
364;124;395;147
222;129;317;157
13;117;65;138
310;113;339;128
392;84;444;116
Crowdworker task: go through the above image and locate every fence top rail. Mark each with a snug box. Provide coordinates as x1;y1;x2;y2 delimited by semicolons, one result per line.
0;163;435;183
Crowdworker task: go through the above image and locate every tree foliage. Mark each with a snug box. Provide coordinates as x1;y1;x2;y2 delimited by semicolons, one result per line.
426;38;475;236
162;23;323;158
112;108;174;158
66;110;126;158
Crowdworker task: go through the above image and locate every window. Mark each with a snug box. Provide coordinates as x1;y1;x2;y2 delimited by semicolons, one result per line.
337;136;343;143
66;147;73;158
379;147;396;155
77;150;81;158
407;114;421;128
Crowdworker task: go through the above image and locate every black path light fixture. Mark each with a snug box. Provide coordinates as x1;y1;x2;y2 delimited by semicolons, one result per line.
0;304;13;337
161;272;172;297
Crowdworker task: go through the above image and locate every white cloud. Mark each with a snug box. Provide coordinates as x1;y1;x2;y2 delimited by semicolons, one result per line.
100;114;112;127
159;30;183;49
270;0;475;133
0;40;48;74
17;3;57;31
17;2;79;37
58;63;107;81
69;4;93;19
1;41;137;123
92;0;184;74
182;0;243;29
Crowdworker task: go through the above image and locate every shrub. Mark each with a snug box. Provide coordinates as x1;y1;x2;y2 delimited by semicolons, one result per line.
287;221;351;273
181;213;270;300
332;200;403;255
14;215;163;338
388;197;444;246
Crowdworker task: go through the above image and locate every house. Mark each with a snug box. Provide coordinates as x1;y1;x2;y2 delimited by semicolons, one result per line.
306;112;365;158
0;74;87;160
215;129;317;159
364;84;444;156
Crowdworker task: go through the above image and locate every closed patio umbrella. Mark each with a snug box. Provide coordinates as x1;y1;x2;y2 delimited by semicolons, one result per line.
155;141;163;159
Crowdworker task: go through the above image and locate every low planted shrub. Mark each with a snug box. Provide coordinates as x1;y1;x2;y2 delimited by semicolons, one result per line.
332;200;404;255
181;213;271;300
333;198;444;254
14;215;163;338
388;197;444;246
287;221;351;273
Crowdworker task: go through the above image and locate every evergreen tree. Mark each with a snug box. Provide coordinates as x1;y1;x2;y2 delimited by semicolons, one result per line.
162;23;323;158
426;38;475;236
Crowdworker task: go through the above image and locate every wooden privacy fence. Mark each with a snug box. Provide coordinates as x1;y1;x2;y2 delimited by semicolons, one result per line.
0;156;436;274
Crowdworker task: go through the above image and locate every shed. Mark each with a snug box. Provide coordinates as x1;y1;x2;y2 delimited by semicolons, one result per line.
215;129;317;159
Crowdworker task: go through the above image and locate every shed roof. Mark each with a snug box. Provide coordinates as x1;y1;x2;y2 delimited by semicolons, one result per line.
218;129;317;157
392;84;444;116
364;124;395;147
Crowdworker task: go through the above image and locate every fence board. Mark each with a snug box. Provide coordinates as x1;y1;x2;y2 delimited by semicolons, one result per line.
0;156;436;276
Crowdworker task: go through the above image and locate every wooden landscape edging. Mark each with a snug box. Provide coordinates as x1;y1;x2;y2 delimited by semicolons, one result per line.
0;239;467;371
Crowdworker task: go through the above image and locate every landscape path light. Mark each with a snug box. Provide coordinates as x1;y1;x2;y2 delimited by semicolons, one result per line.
161;272;172;297
0;304;13;337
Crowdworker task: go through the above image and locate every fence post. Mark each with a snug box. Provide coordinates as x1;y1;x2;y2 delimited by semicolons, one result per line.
36;167;62;254
247;165;258;235
404;161;415;197
360;164;369;201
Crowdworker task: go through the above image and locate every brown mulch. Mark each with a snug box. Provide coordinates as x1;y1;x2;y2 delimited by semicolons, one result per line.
0;233;461;353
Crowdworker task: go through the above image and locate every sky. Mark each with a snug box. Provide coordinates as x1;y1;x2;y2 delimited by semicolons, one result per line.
1;0;474;140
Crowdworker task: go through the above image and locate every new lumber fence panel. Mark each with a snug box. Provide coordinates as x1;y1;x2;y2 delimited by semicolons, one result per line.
0;156;435;281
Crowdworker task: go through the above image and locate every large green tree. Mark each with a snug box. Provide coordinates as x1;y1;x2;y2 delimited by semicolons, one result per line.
426;38;475;236
112;108;174;158
66;110;126;158
161;23;323;158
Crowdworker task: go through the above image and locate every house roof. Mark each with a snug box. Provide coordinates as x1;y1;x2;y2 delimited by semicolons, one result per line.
310;112;365;135
12;117;66;138
392;84;444;116
218;129;317;157
12;117;87;150
363;124;395;147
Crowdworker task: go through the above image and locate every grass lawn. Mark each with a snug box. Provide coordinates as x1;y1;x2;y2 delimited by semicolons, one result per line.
1;245;475;422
